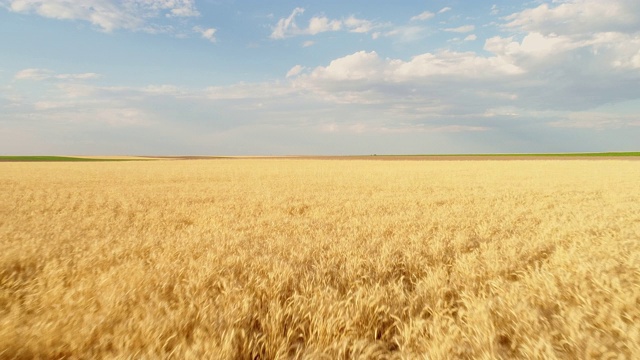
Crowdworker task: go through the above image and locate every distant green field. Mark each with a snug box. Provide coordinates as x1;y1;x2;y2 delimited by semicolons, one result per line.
0;156;134;162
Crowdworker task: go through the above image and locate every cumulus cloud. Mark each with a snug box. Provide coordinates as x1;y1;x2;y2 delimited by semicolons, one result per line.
504;0;640;35
306;51;386;81
300;50;522;86
485;28;640;71
281;50;521;114
1;0;200;32
193;26;217;43
307;16;342;34
287;0;640;114
270;8;378;39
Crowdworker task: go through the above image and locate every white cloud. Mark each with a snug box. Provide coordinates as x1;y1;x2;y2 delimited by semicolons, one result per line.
307;16;342;34
291;49;524;107
464;34;477;41
411;11;434;21
384;26;427;42
15;68;101;81
307;51;386;81
14;68;51;81
504;0;640;35
1;0;200;32
479;15;640;110
484;30;640;68
438;7;452;14
288;4;640;113
164;1;199;17
270;7;304;39
270;8;378;39
286;65;305;78
302;40;315;47
344;16;374;33
444;25;475;33
194;26;217;43
395;51;522;77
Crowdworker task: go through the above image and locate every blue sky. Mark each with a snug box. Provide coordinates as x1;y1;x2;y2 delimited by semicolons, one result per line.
1;0;639;155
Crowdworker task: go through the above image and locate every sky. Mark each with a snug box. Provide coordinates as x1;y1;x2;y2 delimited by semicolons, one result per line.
1;0;639;155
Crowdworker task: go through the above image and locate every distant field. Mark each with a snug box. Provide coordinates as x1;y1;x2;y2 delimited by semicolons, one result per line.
1;159;639;358
2;152;639;162
365;152;640;160
0;156;140;162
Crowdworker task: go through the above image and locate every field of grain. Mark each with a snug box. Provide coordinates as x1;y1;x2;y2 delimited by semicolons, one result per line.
1;159;639;359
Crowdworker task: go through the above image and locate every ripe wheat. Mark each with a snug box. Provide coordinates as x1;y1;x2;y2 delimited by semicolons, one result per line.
1;159;639;359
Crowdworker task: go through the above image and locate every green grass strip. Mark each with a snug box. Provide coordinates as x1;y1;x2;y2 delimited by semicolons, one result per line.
0;156;139;162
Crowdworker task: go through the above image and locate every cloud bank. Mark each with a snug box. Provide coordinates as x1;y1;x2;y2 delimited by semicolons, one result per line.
0;0;199;32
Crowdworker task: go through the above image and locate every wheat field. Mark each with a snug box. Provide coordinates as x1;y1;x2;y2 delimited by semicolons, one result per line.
1;159;639;359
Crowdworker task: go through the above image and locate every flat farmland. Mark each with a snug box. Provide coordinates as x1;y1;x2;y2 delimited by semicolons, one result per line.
1;159;639;359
